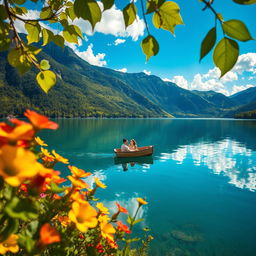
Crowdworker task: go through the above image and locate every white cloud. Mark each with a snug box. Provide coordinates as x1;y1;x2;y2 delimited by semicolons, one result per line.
162;78;172;83
143;70;151;75
72;4;145;41
169;75;189;89
74;43;107;67
114;38;126;45
233;53;256;74
229;84;255;95
202;67;238;83
115;68;127;73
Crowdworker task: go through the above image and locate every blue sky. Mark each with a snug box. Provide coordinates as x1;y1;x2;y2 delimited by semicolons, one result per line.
17;0;256;96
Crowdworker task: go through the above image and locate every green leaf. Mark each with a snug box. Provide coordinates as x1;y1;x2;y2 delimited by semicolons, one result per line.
53;35;65;48
200;27;216;61
152;1;183;35
12;0;26;5
59;12;68;21
63;25;83;43
40;7;53;20
0;218;19;242
5;197;38;221
133;218;144;225
146;0;165;14
36;70;57;93
123;3;137;28
25;22;41;44
102;0;114;10
233;0;256;4
0;5;8;21
66;6;76;21
141;35;159;61
222;19;253;42
74;0;101;30
18;232;35;253
50;182;66;193
7;48;32;74
40;59;50;70
0;35;11;52
213;37;239;77
42;28;54;46
127;215;133;225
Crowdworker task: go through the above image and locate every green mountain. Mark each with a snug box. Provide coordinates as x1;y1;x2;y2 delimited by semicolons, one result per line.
0;39;254;118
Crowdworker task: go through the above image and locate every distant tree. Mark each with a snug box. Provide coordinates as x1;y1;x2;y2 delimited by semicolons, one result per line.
0;0;254;93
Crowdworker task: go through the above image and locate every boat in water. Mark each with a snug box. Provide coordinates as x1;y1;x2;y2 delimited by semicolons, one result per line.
114;146;153;158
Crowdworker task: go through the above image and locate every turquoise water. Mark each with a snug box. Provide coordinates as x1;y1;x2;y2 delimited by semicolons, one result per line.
42;119;256;256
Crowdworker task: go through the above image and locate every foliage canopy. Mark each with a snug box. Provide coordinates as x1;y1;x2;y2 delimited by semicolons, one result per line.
0;0;254;92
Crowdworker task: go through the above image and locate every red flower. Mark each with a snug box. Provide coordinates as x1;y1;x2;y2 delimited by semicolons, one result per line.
20;184;28;192
116;221;131;234
24;110;58;130
39;223;61;245
116;202;128;214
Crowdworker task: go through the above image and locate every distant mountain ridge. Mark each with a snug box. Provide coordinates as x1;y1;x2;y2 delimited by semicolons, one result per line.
0;37;255;118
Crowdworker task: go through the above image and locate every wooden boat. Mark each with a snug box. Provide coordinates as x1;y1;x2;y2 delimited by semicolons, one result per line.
114;146;153;158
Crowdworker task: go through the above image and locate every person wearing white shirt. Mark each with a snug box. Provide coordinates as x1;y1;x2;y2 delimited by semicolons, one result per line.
121;138;131;152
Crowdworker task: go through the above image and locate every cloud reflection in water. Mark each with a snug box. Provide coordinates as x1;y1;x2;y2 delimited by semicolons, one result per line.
160;139;256;192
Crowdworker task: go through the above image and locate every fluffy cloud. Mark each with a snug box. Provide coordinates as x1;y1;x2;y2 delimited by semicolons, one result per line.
72;4;145;41
114;38;126;45
143;70;151;75
169;75;189;89
74;44;107;67
115;68;127;73
233;53;256;74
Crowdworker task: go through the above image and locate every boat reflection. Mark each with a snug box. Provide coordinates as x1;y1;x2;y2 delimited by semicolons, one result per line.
114;156;153;171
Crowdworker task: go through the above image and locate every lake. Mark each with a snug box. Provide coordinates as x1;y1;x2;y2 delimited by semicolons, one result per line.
42;118;256;256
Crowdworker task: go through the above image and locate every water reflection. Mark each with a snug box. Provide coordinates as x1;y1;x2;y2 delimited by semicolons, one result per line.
114;156;154;171
162;139;256;192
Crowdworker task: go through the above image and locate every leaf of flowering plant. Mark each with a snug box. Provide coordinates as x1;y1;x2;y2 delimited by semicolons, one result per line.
36;70;56;93
5;197;38;221
50;182;66;193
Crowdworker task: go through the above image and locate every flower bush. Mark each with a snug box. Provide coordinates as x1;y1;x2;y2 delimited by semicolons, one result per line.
0;110;152;255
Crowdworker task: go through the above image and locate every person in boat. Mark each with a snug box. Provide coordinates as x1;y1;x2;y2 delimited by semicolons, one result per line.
129;139;138;151
121;138;132;152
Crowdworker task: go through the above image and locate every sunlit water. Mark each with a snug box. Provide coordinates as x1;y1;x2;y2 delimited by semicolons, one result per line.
41;118;256;256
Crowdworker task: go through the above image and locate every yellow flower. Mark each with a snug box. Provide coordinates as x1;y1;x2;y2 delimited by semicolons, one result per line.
41;147;54;161
136;198;148;206
69;201;98;232
96;202;109;215
98;214;110;223
35;136;48;146
100;220;116;242
94;177;107;189
52;150;69;164
0;145;39;186
68;165;91;178
68;176;89;189
0;234;19;254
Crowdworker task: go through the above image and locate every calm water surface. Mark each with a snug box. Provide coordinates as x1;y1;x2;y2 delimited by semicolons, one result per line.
42;119;256;256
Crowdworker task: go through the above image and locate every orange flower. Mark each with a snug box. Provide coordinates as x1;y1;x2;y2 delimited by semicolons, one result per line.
116;202;128;214
94;177;107;189
68;176;89;189
39;223;61;245
52;150;69;164
68;165;91;178
69;201;98;232
24;109;58;130
69;190;85;203
0;122;34;146
53;194;61;200
35;136;48;146
116;221;131;234
96;202;109;215
0;145;39;186
137;197;148;206
57;216;71;227
0;234;19;254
